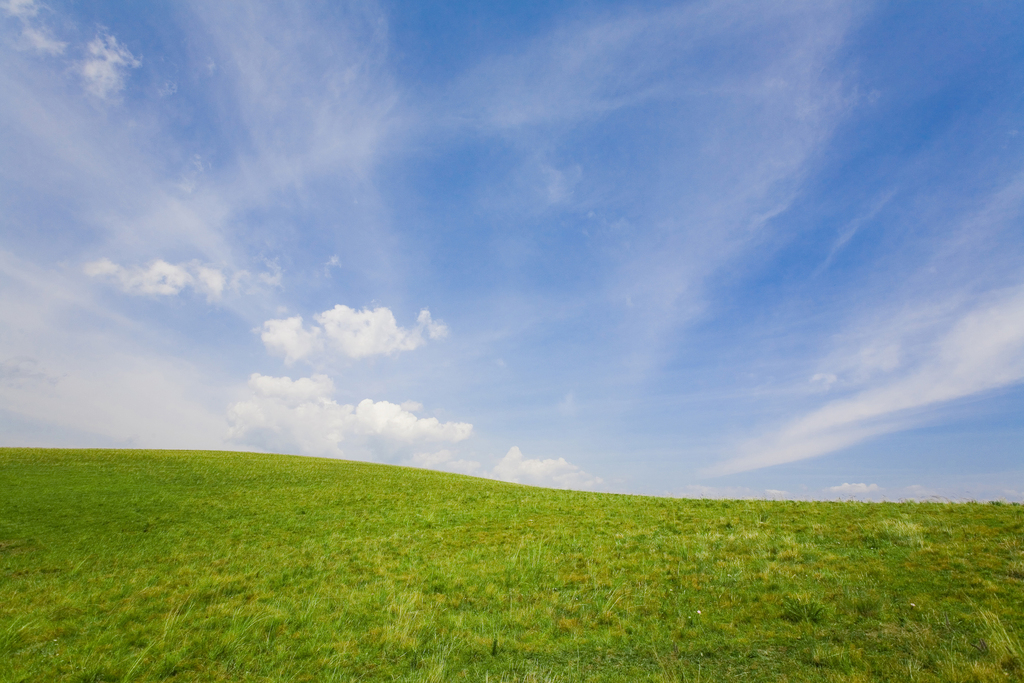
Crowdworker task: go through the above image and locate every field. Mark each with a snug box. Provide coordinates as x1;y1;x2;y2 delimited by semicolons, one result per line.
1;448;1022;682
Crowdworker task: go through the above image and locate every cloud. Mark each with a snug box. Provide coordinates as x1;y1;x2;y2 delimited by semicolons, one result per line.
1;0;37;18
259;317;323;365
260;305;448;364
0;356;58;386
810;373;837;390
2;0;66;54
20;25;65;54
715;282;1024;475
437;0;862;379
246;373;333;406
84;258;226;301
827;482;880;494
226;373;472;459
256;260;282;287
324;255;341;276
399;446;601;490
671;484;787;500
492;446;602;490
404;449;482;476
80;33;140;99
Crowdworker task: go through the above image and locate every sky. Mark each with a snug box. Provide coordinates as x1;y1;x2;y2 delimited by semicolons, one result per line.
2;0;1023;501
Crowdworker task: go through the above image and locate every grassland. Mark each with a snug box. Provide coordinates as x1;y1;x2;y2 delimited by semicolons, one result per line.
1;448;1022;682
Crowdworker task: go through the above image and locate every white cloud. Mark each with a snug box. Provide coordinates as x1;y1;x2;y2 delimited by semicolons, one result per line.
404;449;482;476
324;255;341;276
260;305;448;363
257;260;282;287
441;0;862;379
716;282;1024;475
399;445;601;491
671;484;781;500
81;33;140;99
492;446;602;490
827;482;880;494
557;391;577;416
193;265;226;297
1;0;36;19
259;317;323;365
227;373;472;459
318;305;448;357
84;258;226;301
247;373;334;406
810;373;837;390
2;0;66;54
21;25;65;54
0;356;58;386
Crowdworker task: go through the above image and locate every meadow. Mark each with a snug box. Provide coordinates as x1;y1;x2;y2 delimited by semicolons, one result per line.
1;448;1022;682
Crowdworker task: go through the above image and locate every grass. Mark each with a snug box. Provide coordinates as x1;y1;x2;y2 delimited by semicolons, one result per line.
1;447;1022;682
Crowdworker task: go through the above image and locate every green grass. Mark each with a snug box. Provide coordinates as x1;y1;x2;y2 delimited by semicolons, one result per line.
1;448;1022;682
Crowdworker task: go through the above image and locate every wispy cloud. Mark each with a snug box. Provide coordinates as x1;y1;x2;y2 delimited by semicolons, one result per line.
813;190;896;276
2;0;65;54
80;33;140;99
436;0;863;375
706;163;1024;476
1;0;37;18
20;25;65;54
3;0;1023;500
715;281;1024;475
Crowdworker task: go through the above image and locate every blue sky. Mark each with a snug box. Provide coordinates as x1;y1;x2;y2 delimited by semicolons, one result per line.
2;0;1022;500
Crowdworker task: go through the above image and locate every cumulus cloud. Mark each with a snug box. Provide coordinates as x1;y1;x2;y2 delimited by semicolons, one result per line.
84;258;226;301
260;305;448;363
226;373;472;459
715;282;1024;475
404;449;482;476
246;373;333;406
259;317;323;365
827;482;880;494
80;33;140;99
224;375;599;492
404;446;601;490
492;446;602;490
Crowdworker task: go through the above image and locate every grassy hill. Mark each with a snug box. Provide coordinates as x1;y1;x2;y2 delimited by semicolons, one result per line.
1;448;1022;682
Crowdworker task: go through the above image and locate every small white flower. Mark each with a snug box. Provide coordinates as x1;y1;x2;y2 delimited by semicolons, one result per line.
697;610;701;614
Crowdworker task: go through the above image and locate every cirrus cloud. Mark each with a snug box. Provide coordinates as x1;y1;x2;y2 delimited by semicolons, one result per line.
713;281;1024;476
